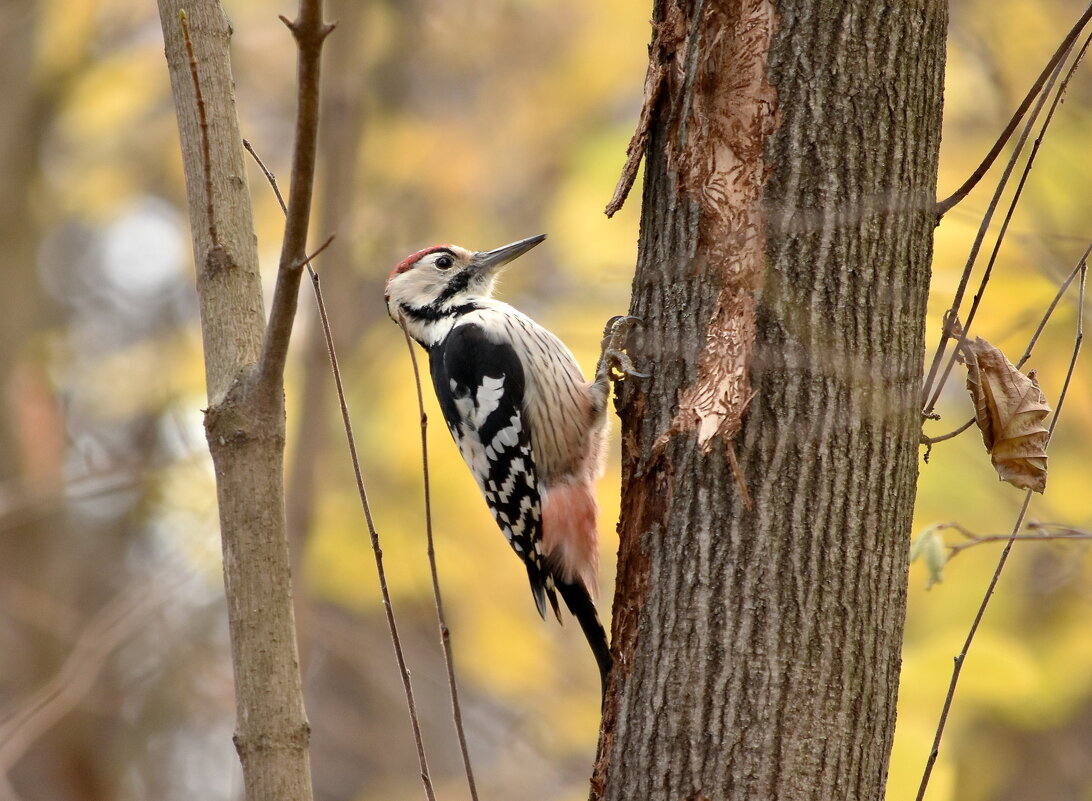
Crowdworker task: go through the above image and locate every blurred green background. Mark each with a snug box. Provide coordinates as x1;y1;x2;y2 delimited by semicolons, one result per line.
0;1;1089;800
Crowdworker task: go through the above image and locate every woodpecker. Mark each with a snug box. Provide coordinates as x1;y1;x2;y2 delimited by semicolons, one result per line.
385;234;642;696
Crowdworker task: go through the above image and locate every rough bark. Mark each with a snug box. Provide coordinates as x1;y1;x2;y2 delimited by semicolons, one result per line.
594;1;946;799
157;2;314;799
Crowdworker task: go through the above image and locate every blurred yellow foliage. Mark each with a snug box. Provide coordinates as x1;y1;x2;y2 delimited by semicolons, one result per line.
9;0;1092;798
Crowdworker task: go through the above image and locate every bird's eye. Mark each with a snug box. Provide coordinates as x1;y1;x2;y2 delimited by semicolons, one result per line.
435;255;454;269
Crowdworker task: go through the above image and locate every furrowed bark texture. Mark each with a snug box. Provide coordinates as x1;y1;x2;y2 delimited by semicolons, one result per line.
157;2;313;800
594;1;946;799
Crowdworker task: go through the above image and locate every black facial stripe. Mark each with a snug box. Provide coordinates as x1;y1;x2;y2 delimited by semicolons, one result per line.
399;301;479;321
434;267;476;305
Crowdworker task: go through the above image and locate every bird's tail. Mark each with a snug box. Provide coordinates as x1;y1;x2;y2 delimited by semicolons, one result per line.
556;579;612;699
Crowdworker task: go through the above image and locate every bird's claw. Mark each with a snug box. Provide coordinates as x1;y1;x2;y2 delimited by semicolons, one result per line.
597;315;648;381
602;315;643;339
603;348;650;379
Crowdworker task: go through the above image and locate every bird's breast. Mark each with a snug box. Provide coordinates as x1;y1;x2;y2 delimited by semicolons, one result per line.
467;307;606;484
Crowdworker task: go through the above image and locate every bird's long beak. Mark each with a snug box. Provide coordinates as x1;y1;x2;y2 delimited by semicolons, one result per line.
471;234;546;275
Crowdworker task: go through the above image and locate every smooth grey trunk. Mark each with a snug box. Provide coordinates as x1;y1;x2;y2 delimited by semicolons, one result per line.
595;1;946;800
157;2;314;799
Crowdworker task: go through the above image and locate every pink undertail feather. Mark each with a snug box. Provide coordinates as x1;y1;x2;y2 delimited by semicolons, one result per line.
541;481;600;600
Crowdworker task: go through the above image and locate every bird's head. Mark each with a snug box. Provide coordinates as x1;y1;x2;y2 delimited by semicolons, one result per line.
385;234;546;341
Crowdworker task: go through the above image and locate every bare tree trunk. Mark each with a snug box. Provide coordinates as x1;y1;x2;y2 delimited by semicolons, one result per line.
157;2;323;798
595;1;946;799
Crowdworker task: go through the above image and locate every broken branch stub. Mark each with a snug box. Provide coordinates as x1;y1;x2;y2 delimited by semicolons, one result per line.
962;337;1051;493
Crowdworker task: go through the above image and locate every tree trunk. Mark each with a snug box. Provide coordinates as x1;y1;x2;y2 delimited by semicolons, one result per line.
595;1;946;799
157;2;315;799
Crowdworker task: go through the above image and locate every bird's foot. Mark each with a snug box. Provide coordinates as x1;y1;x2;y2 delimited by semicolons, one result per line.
596;315;649;382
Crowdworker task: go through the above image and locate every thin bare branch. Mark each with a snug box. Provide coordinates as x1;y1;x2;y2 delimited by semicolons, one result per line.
936;2;1092;217
241;148;334;272
1046;262;1085;439
916;248;1087;801
1028;521;1092;536
914;490;1033;801
1016;249;1090;369
299;233;335;268
933;520;1092;559
310;269;436;801
401;324;480;801
921;30;1091;416
245;137;437;801
243;138;288;214
257;0;336;392
919;416;976;449
949;531;1092;557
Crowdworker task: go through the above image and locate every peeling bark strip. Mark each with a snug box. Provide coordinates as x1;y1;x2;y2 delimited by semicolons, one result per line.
657;0;778;452
604;5;685;218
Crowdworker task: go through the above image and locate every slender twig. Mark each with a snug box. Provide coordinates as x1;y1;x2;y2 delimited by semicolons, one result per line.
242;142;308;278
916;253;1087;801
921;33;1085;415
401;323;480;801
298;233;336;268
935;2;1092;217
924;31;1092;417
1027;521;1092;537
1015;250;1090;369
244;140;438;801
243;138;288;214
180;11;218;246
1046;263;1085;439
914;490;1033;801
311;270;437;801
920;416;976;449
920;247;1089;448
256;1;336;391
949;532;1092;558
935;520;1092;559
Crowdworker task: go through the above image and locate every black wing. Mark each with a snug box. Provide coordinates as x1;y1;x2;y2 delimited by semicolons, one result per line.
429;323;558;620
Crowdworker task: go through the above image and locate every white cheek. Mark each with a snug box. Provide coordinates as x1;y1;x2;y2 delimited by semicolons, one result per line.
391;269;440;305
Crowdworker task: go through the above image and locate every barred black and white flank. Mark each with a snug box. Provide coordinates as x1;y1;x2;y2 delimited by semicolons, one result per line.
385;234;638;696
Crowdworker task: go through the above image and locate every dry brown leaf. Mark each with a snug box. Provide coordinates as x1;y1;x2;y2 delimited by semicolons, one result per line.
962;337;1051;493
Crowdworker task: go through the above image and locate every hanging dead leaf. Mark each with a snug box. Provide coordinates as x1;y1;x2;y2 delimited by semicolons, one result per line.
961;337;1051;493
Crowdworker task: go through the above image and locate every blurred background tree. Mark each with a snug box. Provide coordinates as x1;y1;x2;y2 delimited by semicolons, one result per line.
0;1;1088;800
